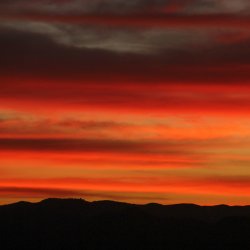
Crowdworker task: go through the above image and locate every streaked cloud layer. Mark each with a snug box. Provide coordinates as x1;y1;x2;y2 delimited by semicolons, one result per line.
1;0;250;205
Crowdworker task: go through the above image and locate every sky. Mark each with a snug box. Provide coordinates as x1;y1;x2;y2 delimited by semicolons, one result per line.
1;0;250;205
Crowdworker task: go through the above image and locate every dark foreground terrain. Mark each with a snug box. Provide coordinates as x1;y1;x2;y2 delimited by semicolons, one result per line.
1;198;250;250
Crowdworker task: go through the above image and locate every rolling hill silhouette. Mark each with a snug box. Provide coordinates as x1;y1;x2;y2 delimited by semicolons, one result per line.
1;198;250;249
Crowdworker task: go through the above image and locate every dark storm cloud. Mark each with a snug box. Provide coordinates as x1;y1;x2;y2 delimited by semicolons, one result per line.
0;0;178;15
2;13;250;28
1;25;250;84
1;0;249;15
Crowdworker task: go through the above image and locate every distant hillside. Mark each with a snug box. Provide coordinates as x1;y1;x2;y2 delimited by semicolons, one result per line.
1;198;250;249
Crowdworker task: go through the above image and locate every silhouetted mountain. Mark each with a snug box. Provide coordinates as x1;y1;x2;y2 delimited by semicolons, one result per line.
1;198;250;250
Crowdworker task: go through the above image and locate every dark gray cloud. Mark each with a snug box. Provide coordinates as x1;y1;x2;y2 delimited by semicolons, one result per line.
0;0;175;15
1;21;211;54
1;0;249;15
1;25;250;83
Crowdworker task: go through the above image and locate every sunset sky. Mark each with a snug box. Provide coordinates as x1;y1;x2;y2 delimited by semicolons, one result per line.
1;0;250;205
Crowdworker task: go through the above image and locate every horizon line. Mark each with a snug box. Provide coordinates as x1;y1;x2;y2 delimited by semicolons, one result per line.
1;197;250;208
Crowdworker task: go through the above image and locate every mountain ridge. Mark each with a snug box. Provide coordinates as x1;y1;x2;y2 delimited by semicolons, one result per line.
1;198;250;249
2;198;250;222
1;197;246;208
